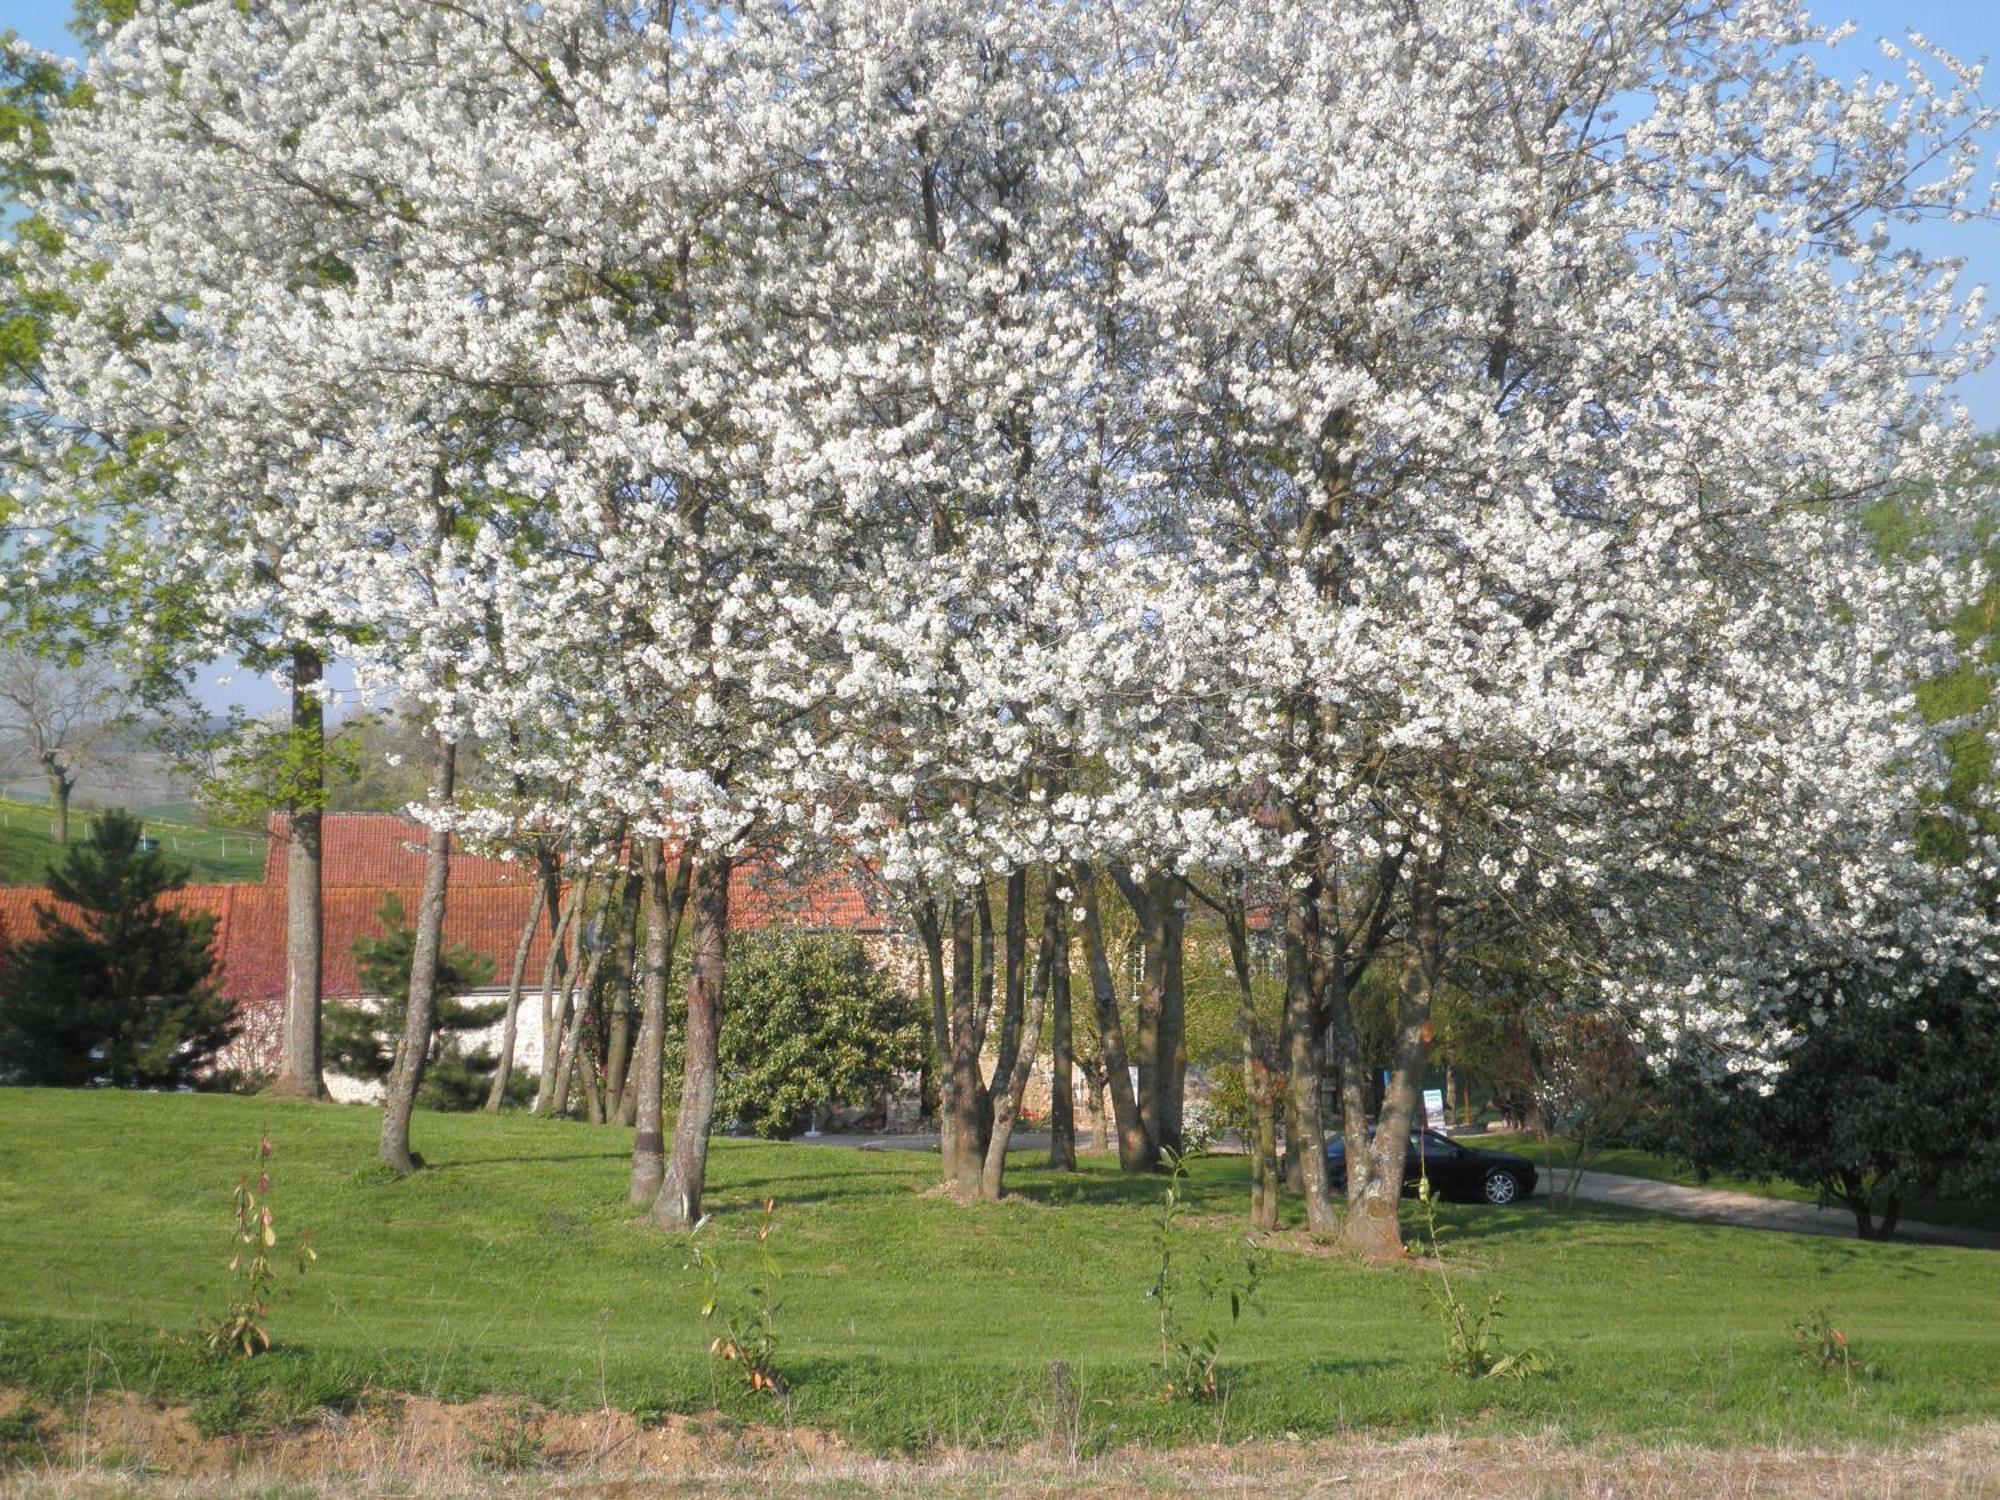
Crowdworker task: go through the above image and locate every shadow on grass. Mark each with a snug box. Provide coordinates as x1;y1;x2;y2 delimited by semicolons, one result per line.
423;1151;634;1172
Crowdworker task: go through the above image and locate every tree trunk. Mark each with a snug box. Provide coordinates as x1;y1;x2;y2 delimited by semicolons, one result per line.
44;764;72;846
552;884;614;1118
1325;937;1375;1207
987;869;1030;1128
981;890;1057;1200
378;734;456;1173
1076;864;1146;1170
1340;864;1440;1260
654;853;731;1230
602;863;644;1114
915;900;954;1168
530;877;580;1113
1048;893;1076;1172
972;883;999;1153
1280;878;1339;1233
1113;869;1167;1170
1086;1070;1109;1153
272;645;326;1100
630;843;692;1201
483;874;548;1112
943;896;986;1192
619;849;689;1126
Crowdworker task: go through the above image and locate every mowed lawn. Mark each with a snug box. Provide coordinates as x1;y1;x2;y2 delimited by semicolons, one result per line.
1;1090;1997;1453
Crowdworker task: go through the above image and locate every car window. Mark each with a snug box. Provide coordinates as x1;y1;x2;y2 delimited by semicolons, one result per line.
1419;1131;1459;1156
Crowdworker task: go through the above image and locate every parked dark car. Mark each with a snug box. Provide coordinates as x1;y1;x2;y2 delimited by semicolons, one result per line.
1325;1128;1538;1205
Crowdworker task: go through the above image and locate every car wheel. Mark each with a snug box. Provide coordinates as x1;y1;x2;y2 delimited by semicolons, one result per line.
1483;1170;1520;1205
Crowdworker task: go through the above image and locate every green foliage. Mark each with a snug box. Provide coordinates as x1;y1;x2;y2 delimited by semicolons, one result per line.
1413;1174;1542;1381
324;707;437;813
1147;1148;1264;1401
1647;962;2000;1239
326;894;499;1111
686;1199;786;1398
194;710;359;833
201;1132;315;1360
665;933;923;1139
0;810;237;1086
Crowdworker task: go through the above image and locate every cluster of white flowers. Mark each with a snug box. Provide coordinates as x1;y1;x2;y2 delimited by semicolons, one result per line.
9;0;1996;1072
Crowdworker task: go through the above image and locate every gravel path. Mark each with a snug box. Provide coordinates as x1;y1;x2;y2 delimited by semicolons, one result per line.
791;1130;2000;1250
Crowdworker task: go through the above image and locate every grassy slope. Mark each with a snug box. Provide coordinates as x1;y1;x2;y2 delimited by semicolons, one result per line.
0;798;266;886
1481;1132;2000;1234
1;1090;1997;1453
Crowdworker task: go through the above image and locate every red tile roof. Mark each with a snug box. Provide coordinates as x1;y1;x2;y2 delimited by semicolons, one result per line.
264;813;536;887
0;881;553;1007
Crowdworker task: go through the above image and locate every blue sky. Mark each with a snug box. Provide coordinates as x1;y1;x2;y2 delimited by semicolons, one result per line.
5;0;2000;715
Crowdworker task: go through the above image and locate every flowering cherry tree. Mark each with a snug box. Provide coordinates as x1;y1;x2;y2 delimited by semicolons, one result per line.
10;0;1994;1253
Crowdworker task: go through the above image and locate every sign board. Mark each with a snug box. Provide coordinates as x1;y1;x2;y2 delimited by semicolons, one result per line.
1422;1087;1446;1127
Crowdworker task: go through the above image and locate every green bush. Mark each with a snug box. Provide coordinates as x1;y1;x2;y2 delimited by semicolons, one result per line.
0;809;237;1087
666;933;923;1139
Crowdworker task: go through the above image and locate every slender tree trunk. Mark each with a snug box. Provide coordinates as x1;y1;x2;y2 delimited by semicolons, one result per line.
531;877;580;1113
629;843;692;1200
1281;877;1339;1233
944;896;986;1192
273;645;326;1100
1116;871;1167;1169
1086;1068;1109;1152
618;850;687;1126
987;869;1030;1128
378;735;456;1173
483;876;547;1112
1048;893;1076;1172
552;888;613;1117
1325;935;1375;1207
1160;885;1186;1155
981;893;1057;1200
1076;864;1146;1170
1341;864;1440;1259
972;883;998;1153
602;864;643;1113
654;853;730;1230
915;900;954;1168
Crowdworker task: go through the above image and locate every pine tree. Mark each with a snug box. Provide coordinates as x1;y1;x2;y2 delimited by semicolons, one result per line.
327;893;500;1110
0;809;237;1087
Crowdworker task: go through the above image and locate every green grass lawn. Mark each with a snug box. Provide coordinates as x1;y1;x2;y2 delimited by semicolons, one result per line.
1480;1131;2000;1234
0;798;267;885
1;1090;1997;1454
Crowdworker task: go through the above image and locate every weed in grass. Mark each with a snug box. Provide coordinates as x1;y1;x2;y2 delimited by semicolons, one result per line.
687;1198;787;1398
1414;1173;1542;1382
1147;1148;1266;1402
201;1133;316;1360
471;1403;547;1473
1794;1307;1881;1390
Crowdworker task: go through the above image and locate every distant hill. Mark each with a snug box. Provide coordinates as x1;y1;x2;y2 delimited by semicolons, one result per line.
0;797;267;886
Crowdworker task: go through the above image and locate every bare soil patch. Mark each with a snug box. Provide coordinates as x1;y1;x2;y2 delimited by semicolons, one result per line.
1;1389;1997;1497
